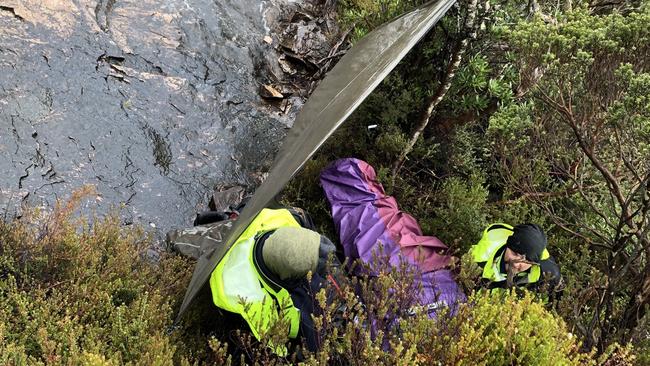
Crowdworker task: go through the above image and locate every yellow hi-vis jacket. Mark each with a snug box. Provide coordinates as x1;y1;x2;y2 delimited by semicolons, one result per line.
209;208;301;344
470;223;550;285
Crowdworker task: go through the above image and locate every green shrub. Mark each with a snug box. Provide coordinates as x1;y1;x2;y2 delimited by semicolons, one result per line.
420;290;594;365
423;174;489;253
0;187;195;365
338;0;429;41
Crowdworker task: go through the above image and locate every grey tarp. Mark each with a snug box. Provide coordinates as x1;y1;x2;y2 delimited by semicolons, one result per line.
176;0;457;321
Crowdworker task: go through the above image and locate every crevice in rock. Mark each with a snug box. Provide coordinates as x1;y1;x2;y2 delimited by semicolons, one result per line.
35;179;65;193
120;146;142;191
20;192;29;205
97;52;167;80
225;100;243;106
41;162;55;179
10;116;20;154
96;53;125;70
94;0;117;32
18;164;33;189
34;139;46;167
0;46;18;57
169;102;185;114
137;56;165;75
0;5;25;21
124;191;136;205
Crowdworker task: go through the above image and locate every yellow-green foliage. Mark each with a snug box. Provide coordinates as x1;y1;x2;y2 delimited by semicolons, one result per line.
0;190;630;364
295;260;595;366
0;188;194;365
431;291;593;365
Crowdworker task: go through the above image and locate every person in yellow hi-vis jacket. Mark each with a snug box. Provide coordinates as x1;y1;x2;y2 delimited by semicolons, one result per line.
208;207;341;355
470;223;562;299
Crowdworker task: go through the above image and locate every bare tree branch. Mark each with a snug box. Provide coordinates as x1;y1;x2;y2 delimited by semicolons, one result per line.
539;88;634;225
493;183;596;205
540;201;612;250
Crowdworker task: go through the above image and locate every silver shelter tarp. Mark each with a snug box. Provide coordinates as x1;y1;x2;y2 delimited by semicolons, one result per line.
176;0;457;320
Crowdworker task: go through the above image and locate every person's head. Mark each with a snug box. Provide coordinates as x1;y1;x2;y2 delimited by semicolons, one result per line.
504;224;547;273
262;227;327;281
503;247;533;273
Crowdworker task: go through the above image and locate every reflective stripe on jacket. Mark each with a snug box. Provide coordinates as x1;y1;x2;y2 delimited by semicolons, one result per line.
209;208;301;344
470;223;550;286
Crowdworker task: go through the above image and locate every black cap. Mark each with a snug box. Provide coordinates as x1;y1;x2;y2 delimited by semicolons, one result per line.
506;224;547;263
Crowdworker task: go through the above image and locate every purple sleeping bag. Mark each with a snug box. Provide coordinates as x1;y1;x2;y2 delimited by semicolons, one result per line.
320;158;465;316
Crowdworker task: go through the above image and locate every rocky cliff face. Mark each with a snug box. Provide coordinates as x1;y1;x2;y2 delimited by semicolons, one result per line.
0;0;340;233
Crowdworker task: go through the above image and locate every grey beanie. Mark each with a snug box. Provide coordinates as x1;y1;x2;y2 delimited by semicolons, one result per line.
262;227;321;281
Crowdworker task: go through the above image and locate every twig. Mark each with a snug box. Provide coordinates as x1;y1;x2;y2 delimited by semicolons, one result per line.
493;184;592;205
309;27;354;93
541;202;612;249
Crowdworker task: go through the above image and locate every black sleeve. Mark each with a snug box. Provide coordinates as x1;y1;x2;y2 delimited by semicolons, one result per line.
540;256;562;288
531;256;564;302
289;274;325;353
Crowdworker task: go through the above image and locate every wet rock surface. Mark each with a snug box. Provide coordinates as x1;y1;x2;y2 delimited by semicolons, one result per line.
0;0;343;234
